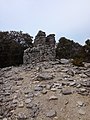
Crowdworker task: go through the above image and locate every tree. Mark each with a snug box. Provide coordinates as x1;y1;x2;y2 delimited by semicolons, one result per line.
56;37;82;59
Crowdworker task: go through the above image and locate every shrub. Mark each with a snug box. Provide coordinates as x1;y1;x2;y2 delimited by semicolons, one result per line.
72;58;84;67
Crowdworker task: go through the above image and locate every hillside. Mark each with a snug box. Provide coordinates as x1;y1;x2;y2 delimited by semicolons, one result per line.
0;30;90;120
1;60;90;120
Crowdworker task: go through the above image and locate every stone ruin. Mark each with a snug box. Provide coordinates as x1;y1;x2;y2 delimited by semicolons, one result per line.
23;31;56;64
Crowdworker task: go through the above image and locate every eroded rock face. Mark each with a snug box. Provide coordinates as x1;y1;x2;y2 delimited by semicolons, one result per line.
23;31;56;64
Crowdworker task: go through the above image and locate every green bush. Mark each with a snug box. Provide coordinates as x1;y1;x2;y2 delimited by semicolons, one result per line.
72;58;84;67
56;37;82;59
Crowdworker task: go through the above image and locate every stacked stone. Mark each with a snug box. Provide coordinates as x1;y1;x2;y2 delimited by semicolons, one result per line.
23;31;56;64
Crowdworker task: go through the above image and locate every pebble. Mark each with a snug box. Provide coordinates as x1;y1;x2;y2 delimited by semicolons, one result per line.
46;84;52;90
51;88;57;92
80;88;86;92
26;103;33;108
41;89;47;94
69;82;76;86
24;89;30;94
34;86;43;91
46;110;56;117
78;109;86;115
77;101;84;106
12;99;18;104
79;73;87;78
76;84;81;88
17;112;27;119
18;101;24;108
36;73;53;81
49;95;58;100
62;89;72;95
25;92;34;98
13;94;18;99
25;98;31;104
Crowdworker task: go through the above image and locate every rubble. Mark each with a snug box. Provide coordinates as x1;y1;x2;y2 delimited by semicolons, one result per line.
1;60;90;120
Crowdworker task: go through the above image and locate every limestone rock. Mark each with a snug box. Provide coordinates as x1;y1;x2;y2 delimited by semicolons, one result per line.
36;73;53;81
34;86;43;91
46;110;56;117
17;112;27;119
23;30;56;64
25;98;31;104
78;109;86;115
62;89;72;95
18;101;24;108
49;95;58;100
60;59;70;64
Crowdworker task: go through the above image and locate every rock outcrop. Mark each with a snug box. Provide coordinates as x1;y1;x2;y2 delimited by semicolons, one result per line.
23;31;56;64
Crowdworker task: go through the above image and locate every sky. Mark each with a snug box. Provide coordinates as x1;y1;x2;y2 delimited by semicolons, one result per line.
0;0;90;45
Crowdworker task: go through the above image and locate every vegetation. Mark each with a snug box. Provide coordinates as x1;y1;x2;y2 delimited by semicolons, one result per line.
0;30;90;68
0;31;33;68
56;37;90;66
56;37;82;59
72;58;84;67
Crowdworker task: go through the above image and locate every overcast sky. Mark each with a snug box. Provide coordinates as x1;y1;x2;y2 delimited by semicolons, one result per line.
0;0;90;44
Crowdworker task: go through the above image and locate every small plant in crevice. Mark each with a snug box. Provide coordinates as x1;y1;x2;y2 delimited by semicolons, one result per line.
72;58;84;67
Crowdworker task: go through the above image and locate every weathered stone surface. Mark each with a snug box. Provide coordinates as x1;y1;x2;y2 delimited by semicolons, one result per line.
36;73;53;81
81;80;90;87
84;63;90;68
25;92;34;98
60;59;70;64
34;86;43;91
78;109;86;115
18;101;24;108
30;104;40;118
49;95;58;100
23;30;56;64
17;112;27;119
77;101;84;106
46;110;56;117
26;103;33;109
69;82;76;86
85;70;90;77
25;98;31;104
62;89;72;95
41;89;47;94
51;88;57;92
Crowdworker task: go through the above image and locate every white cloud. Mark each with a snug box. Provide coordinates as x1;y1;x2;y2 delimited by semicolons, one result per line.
0;0;90;44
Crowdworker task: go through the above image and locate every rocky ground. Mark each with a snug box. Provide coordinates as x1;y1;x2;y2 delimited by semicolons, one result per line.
0;60;90;120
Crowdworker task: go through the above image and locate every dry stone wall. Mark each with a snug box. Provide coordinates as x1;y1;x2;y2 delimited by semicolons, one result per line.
23;31;56;64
